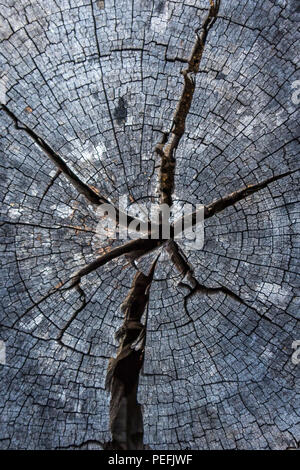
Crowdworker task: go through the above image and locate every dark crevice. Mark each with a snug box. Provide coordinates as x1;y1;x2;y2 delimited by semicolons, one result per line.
166;240;284;330
204;168;300;220
171;167;300;234
1;104;108;205
105;258;158;450
12;238;163;329
2;0;298;451
1;103;140;228
155;0;221;207
68;238;162;290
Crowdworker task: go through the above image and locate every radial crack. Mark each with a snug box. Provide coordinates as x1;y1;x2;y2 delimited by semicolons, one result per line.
204;169;300;220
105;257;158;450
167;241;286;330
67;238;162;289
166;240;242;302
1;104;142;228
155;0;220;206
13;239;163;332
172;168;299;233
165;240;198;289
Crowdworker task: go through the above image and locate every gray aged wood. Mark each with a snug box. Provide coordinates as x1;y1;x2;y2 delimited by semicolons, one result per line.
0;0;299;450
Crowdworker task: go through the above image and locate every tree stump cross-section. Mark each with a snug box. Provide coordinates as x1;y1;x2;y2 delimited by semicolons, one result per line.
0;0;299;450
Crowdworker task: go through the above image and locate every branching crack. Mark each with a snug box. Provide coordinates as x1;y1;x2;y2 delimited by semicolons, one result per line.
166;240;285;331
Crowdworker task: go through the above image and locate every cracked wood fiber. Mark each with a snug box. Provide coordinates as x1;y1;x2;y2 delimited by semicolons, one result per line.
0;0;299;450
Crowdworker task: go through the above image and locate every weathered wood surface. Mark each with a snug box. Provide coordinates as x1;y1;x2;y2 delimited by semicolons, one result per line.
0;0;299;450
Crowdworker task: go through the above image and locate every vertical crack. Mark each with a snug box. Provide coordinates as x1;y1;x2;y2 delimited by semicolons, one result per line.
155;0;220;207
105;257;158;450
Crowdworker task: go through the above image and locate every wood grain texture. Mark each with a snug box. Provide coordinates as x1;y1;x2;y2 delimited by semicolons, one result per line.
0;0;299;450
